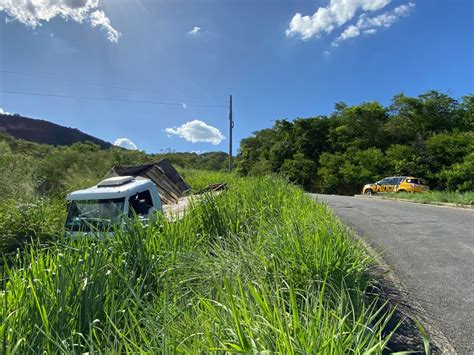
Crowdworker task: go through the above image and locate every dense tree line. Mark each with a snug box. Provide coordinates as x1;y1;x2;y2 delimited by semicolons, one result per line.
0;133;228;199
236;91;473;195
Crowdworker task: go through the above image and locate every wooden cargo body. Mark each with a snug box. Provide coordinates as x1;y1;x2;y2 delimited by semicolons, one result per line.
107;159;190;205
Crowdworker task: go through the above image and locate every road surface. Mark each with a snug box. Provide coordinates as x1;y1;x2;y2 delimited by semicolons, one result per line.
310;194;474;354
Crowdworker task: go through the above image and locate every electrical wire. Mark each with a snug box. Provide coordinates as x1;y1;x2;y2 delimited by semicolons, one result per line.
0;70;227;107
0;89;228;108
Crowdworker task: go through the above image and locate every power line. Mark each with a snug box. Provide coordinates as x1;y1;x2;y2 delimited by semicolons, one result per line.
0;89;228;108
0;70;225;106
1;70;129;90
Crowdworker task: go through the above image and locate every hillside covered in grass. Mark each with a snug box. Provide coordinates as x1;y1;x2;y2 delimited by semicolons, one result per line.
0;172;398;353
0;133;228;199
0;113;112;149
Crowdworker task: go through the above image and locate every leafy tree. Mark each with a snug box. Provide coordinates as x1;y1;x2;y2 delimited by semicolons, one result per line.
280;152;317;189
425;132;474;170
457;94;474;131
328;102;388;151
438;153;474;192
317;153;345;194
236;129;275;175
385;144;418;176
292;116;331;158
340;148;387;190
236;90;473;195
386;91;459;144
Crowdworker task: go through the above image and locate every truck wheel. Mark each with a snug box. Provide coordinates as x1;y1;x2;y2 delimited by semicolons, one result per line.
397;189;406;193
365;189;373;196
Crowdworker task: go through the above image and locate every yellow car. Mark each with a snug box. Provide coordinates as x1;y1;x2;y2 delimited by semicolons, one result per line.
362;176;429;195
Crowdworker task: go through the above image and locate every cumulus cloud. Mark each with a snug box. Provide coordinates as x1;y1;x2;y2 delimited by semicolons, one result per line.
286;0;391;40
165;120;225;145
114;138;138;150
0;107;11;115
0;0;121;42
332;2;415;46
188;26;201;35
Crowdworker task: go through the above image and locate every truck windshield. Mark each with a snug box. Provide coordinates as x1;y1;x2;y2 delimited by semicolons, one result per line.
66;198;125;232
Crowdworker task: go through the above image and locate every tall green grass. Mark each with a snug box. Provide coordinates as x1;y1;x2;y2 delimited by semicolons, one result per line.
0;197;65;253
0;174;395;353
384;191;474;205
179;168;235;191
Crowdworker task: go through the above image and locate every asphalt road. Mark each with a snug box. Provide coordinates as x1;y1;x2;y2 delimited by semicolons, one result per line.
310;194;474;354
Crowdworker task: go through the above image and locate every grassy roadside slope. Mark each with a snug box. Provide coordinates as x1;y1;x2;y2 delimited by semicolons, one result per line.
0;173;395;353
383;191;474;206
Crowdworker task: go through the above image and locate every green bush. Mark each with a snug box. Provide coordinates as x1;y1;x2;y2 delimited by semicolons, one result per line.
438;152;474;192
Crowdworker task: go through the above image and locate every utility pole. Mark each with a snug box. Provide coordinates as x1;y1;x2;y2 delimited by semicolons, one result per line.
228;94;233;172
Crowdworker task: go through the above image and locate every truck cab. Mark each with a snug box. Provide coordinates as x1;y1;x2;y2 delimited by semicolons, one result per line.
65;176;162;236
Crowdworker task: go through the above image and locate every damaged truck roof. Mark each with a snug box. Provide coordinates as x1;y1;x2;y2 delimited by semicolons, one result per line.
106;159;190;205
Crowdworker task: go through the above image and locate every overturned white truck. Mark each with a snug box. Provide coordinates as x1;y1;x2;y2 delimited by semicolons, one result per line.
65;159;189;235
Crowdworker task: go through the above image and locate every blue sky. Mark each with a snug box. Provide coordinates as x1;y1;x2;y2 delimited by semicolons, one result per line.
0;0;472;153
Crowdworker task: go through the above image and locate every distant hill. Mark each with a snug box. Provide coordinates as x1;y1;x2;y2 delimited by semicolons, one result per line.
0;113;112;148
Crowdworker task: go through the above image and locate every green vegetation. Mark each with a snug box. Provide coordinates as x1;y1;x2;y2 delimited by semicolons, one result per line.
0;196;65;253
236;91;473;195
0;172;397;353
0;132;234;254
0;134;401;352
0;133;229;199
383;191;474;206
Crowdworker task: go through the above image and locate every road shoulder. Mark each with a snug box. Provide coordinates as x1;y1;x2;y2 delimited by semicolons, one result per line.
354;194;473;209
350;227;457;354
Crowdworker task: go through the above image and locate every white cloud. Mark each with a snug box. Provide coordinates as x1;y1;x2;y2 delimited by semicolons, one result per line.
332;2;415;46
182;103;187;109
89;10;121;43
286;0;391;40
339;25;360;40
0;0;121;42
165;120;225;145
188;26;201;35
114;138;138;150
363;28;378;35
0;107;11;115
